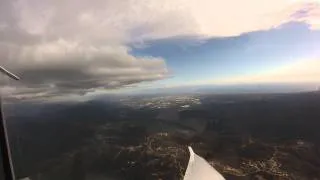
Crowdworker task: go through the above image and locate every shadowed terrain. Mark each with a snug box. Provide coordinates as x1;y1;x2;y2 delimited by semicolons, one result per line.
3;91;320;179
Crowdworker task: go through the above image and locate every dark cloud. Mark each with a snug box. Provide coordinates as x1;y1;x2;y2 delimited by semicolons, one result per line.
0;40;169;100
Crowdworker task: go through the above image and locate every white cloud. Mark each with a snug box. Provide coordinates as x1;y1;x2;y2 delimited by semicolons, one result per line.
9;0;320;41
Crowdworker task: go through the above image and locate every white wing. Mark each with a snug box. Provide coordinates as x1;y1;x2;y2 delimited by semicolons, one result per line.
184;146;225;180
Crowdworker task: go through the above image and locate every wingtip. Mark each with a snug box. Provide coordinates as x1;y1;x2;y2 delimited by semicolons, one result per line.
187;146;195;162
0;66;20;81
188;146;194;154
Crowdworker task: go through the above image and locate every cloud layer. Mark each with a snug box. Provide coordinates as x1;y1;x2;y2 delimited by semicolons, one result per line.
0;0;319;100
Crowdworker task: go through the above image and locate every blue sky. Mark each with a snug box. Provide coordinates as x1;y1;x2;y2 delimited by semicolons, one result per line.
131;22;320;89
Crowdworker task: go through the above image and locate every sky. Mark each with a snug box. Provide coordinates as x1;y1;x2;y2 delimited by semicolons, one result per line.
0;0;320;101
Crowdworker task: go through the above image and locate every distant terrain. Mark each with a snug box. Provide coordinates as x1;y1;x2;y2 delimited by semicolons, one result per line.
4;91;320;179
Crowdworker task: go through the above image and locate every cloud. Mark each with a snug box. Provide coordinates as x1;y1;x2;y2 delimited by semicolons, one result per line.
8;0;320;41
0;0;319;100
1;39;169;100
